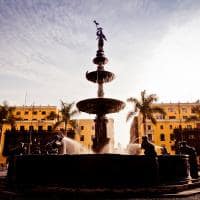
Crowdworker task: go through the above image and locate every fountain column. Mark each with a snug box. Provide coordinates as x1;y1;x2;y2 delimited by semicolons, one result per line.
77;22;125;153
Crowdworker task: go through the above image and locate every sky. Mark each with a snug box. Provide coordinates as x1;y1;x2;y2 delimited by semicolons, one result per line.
1;0;200;146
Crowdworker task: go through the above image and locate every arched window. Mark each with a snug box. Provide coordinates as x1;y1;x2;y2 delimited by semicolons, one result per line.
160;133;165;141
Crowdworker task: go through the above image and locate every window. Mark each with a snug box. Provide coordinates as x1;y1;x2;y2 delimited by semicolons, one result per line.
16;111;21;115
161;114;165;119
92;126;95;130
32;111;37;115
80;135;84;141
32;119;37;121
187;125;192;129
20;126;25;131
148;134;152;141
38;126;43;131
197;123;200;129
160;125;164;130
182;108;187;113
147;125;151;130
47;126;52;131
169;125;173;129
24;111;29;115
170;134;174;141
183;116;188;119
191;108;195;114
156;114;165;120
81;126;84;130
169;116;176;119
160;133;165;141
41;119;45;121
24;119;28;121
42;111;46;115
29;126;34;131
171;145;175;151
168;107;174;112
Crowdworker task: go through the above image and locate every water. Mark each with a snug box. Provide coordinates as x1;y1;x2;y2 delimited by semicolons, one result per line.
61;136;163;155
61;136;92;154
127;143;142;155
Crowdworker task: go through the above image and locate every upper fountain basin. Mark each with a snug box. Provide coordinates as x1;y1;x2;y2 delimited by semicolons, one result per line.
86;70;115;83
77;98;125;114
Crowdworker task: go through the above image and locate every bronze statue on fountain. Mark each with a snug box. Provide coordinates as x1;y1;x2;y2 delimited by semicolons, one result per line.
77;21;125;152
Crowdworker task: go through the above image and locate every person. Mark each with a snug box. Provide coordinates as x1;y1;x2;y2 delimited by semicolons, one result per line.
161;145;169;155
141;136;157;157
179;141;198;179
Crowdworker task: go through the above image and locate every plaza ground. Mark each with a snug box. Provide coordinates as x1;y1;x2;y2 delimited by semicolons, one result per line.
0;170;200;200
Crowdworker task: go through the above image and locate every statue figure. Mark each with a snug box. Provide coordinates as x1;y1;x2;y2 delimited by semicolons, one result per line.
141;136;157;157
93;20;107;51
179;141;198;179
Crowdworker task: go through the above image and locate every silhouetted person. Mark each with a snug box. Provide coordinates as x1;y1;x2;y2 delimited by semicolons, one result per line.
141;136;157;157
179;141;198;179
161;145;169;155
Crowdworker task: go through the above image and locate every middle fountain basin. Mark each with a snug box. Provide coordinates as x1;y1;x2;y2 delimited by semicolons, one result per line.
8;154;190;187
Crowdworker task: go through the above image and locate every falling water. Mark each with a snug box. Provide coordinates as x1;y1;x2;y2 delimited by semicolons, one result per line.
60;136;164;155
61;136;93;154
127;143;142;155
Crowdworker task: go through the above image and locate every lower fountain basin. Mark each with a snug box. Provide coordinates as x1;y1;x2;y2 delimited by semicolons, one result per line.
77;98;125;114
8;154;190;187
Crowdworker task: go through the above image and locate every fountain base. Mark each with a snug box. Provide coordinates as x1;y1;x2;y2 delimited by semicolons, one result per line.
7;154;190;188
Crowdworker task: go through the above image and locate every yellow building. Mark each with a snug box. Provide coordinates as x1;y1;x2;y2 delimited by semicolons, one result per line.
137;103;199;155
0;123;10;165
12;105;59;131
0;105;114;164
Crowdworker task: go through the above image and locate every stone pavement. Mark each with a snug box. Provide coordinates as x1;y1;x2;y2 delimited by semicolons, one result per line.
1;169;200;199
0;186;200;200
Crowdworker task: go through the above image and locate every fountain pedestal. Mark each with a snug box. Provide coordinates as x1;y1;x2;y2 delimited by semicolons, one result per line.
92;115;110;152
77;23;125;152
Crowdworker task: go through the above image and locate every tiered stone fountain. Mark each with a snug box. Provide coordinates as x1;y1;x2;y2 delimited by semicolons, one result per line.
77;22;125;152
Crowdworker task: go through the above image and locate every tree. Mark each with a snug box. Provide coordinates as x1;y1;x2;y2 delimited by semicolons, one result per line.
0;101;17;132
47;101;79;133
186;103;200;122
127;90;166;140
46;111;59;121
191;104;200;119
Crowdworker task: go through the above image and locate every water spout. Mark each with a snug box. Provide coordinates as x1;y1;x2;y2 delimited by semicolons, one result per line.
61;137;92;154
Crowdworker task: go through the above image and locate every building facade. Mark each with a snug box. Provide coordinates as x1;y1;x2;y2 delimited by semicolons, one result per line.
137;103;199;155
11;105;59;131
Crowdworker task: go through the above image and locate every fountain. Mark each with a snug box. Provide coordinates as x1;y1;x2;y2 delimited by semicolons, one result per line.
5;22;198;198
77;22;125;153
